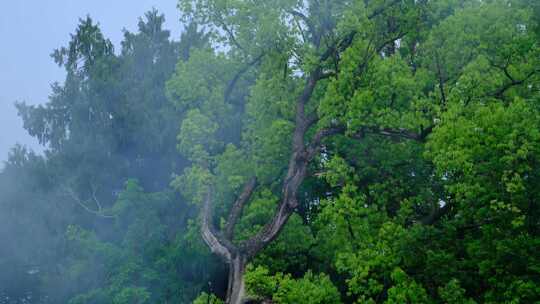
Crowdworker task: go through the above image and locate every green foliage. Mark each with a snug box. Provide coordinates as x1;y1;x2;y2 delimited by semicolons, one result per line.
1;10;217;304
385;268;429;304
178;109;219;161
169;0;540;302
245;265;341;304
438;279;476;304
3;0;540;303
193;292;224;304
63;179;216;303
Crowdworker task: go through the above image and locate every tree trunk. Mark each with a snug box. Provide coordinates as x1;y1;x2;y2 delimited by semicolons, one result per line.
226;255;246;304
200;69;324;304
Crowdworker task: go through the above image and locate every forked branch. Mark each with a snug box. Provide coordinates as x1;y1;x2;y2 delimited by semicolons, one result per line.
201;189;238;262
61;185;115;219
224;53;265;103
224;177;258;240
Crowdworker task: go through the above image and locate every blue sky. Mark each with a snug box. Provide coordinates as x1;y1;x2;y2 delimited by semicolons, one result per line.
0;0;181;163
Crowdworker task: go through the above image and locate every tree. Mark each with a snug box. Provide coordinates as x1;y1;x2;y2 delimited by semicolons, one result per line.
2;1;539;303
2;10;216;303
169;0;424;302
168;0;540;302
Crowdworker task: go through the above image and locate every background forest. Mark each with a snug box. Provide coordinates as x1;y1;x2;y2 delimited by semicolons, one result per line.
1;0;539;303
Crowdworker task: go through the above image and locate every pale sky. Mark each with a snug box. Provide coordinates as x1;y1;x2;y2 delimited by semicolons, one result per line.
0;1;181;164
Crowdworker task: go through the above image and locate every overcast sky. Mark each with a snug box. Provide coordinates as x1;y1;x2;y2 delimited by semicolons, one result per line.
0;1;181;164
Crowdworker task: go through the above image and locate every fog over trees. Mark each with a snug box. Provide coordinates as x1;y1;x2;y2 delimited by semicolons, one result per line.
1;1;540;303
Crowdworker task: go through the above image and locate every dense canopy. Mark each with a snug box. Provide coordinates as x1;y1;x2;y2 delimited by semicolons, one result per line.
1;1;539;303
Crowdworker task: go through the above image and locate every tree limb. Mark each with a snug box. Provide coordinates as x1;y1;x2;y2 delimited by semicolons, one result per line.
201;189;238;262
288;9;317;44
305;112;321;130
366;126;433;142
224;177;258;240
224;53;265;103
61;185;115;219
307;126;346;159
220;20;245;53
435;52;448;106
306;124;434;160
492;69;538;98
240;70;322;259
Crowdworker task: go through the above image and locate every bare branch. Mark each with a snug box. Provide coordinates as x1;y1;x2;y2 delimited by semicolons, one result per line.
220;20;245;53
307;126;346;159
434;52;448;106
90;183;102;211
289;9;317;44
306;124;434;160
224;53;265;103
201;189;237;262
367;126;431;142
224;177;258;240
293;17;308;44
239;69;322;259
492;69;538;99
305;112;320;130
61;185;115;219
320;31;356;62
240;197;296;258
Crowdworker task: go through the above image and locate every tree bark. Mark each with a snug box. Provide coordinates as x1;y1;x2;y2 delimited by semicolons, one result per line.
226;255;247;304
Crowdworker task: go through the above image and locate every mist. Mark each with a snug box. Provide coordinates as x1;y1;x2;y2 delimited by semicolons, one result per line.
0;1;180;163
1;1;539;303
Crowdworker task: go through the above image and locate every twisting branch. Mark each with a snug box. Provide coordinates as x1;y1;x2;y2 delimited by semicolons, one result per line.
61;185;115;219
307;126;346;159
293;17;308;44
487;57;514;81
367;126;433;142
492;69;539;99
316;0;403;63
290;1;398;56
239;69;322;259
311;124;432;145
220;20;245;53
288;9;317;44
200;177;259;304
200;189;238;262
320;31;356;62
224;53;265;104
306;123;434;160
305;112;321;130
434;52;448;106
501;66;516;83
90;183;102;211
224;177;258;240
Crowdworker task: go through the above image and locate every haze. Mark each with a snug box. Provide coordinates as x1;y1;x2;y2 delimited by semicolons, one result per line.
0;0;180;163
